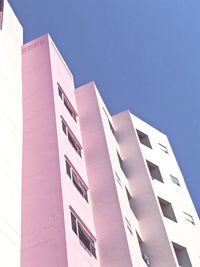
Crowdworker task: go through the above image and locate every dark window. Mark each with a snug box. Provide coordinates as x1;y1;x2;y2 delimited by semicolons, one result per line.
146;160;164;183
66;161;71;177
0;0;4;30
170;175;180;186
70;212;97;258
58;85;63;99
136;129;152;149
68;132;82;157
115;172;122;187
158;197;177;222
58;83;77;122
117;151;126;176
125;217;133;234
183;212;195;225
136;232;150;266
108;120;116;137
66;160;88;202
158;143;168;154
72;172;88;202
62;121;67;134
64;98;77;122
172;242;192;267
71;213;77;234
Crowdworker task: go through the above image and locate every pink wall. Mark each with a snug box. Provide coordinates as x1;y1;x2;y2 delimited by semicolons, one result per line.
22;35;68;267
75;83;133;267
113;111;178;267
22;34;99;267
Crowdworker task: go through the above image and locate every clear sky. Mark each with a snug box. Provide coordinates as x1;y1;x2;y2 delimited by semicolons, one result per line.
9;0;200;216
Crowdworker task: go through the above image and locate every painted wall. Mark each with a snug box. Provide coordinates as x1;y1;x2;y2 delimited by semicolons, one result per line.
76;83;133;267
0;1;23;266
113;111;200;267
22;35;99;267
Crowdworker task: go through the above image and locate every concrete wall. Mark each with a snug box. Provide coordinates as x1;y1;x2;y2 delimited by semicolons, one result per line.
0;1;23;266
76;83;133;267
22;35;99;267
113;110;200;267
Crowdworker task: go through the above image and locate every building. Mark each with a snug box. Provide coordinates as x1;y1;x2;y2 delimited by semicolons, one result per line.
21;34;200;267
0;1;199;266
0;0;23;266
0;0;23;267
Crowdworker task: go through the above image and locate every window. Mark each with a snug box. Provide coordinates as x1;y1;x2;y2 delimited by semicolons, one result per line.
58;85;63;99
64;98;77;122
62;119;82;157
62;120;67;134
158;143;168;154
136;129;152;149
66;160;88;202
117;151;126;176
58;83;77;122
170;175;180;186
146;160;163;183
70;212;97;258
136;232;150;266
172;242;192;267
108;119;116;137
102;107;117;139
68;131;82;157
125;217;133;234
158;197;177;222
115;172;122;187
0;0;4;30
183;212;195;225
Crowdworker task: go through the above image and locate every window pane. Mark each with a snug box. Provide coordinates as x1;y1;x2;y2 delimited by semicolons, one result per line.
71;213;77;234
66;161;71;178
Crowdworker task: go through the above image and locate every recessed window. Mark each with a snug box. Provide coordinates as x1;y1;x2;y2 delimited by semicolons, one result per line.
0;0;4;30
125;217;133;234
64;98;77;122
66;160;88;202
115;172;122;187
146;160;163;183
136;130;152;149
58;85;63;99
158;143;168;154
117;151;126;176
68;131;82;156
71;212;97;258
183;212;195;225
170;175;180;186
62;120;67;134
172;242;192;267
158;197;177;222
103;108;117;139
136;232;150;266
58;83;77;122
62;119;82;157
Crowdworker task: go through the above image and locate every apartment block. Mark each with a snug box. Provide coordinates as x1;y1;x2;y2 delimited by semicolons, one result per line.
1;1;199;266
76;83;200;267
0;0;23;266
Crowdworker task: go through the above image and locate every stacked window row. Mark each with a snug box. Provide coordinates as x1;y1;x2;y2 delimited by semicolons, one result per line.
58;83;97;260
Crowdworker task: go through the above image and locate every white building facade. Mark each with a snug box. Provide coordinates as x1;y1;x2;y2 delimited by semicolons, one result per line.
0;1;23;266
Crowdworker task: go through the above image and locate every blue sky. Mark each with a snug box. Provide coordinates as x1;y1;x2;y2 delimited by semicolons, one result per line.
9;0;200;215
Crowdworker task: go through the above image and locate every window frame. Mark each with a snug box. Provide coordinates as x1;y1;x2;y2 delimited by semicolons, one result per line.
136;129;152;149
65;158;88;202
57;83;77;122
61;117;82;157
70;209;97;258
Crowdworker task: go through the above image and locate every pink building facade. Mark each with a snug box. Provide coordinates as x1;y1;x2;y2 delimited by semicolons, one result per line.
1;2;200;266
21;34;200;267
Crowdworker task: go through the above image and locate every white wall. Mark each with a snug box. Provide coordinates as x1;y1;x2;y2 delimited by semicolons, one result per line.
0;1;23;266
